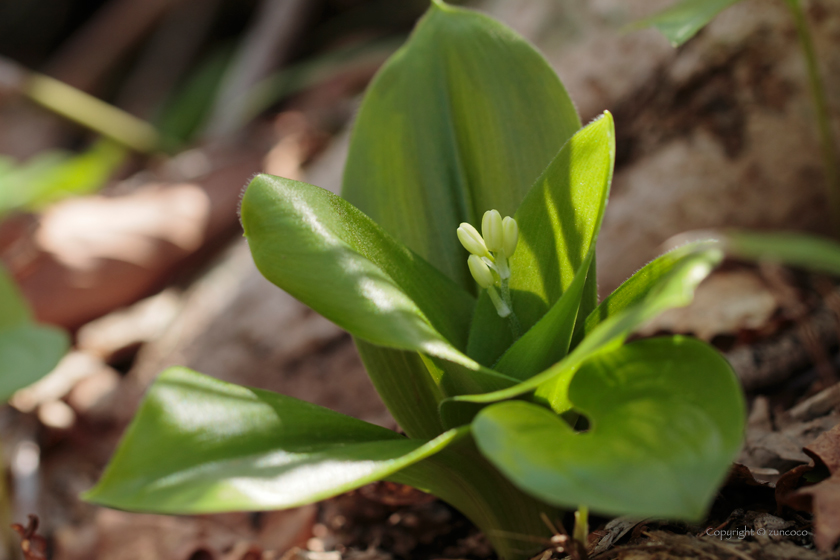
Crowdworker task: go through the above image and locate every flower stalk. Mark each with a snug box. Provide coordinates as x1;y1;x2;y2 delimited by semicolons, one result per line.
458;210;521;337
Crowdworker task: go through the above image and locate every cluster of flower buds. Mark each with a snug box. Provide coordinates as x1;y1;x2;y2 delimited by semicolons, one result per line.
457;210;519;317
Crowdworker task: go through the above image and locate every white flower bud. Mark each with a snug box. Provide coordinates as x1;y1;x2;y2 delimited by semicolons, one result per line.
482;210;503;252
502;216;519;257
457;222;491;258
468;254;495;288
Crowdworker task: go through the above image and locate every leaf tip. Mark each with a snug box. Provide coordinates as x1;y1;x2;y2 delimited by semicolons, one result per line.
237;172;263;234
239;173;282;239
79;486;99;503
430;0;454;12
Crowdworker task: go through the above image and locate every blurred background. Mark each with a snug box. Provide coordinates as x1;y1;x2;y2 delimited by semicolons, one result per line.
0;0;838;558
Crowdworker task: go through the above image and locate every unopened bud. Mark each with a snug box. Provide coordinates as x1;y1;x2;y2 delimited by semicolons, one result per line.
468;255;495;288
482;210;504;252
502;216;519;258
457;223;491;258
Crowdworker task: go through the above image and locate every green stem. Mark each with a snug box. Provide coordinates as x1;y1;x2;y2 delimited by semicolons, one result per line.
499;279;521;339
487;285;511;318
573;505;589;554
391;436;559;560
784;0;840;234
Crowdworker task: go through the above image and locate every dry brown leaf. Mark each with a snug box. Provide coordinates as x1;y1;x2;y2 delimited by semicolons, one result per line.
739;394;839;475
38;184;209;270
3;149;263;329
54;507;316;560
779;423;840;550
637;269;778;341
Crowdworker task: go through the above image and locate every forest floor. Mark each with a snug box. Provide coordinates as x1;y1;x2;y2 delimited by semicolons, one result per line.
2;1;840;559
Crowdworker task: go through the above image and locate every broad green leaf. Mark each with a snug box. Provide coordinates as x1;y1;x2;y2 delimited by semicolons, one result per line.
424;354;518;401
85;367;468;513
242;173;473;352
0;324;68;401
467;113;615;366
354;341;444;439
473;336;745;520
343;0;580;290
722;229;840;276
634;0;743;46
241;175;517;398
532;243;723;410
494;250;594;381
439;243;722;424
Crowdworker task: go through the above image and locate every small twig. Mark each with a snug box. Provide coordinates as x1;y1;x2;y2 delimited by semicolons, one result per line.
10;515;46;560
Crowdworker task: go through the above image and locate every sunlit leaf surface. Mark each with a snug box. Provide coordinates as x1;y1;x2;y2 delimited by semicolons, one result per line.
473;337;744;519
86;367;467;512
343;1;580;290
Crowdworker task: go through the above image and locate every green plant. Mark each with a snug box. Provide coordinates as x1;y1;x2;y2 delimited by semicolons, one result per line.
86;3;745;558
0;265;67;402
0;140;125;217
0;265;66;554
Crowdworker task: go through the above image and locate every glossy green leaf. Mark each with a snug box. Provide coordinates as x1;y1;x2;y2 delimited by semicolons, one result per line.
343;0;580;290
242;173;472;353
634;0;743;46
354;341;444;439
494;250;594;381
467;113;615;366
440;243;722;423
722;229;840;276
85;367;468;513
241;174;517;399
473;336;745;520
